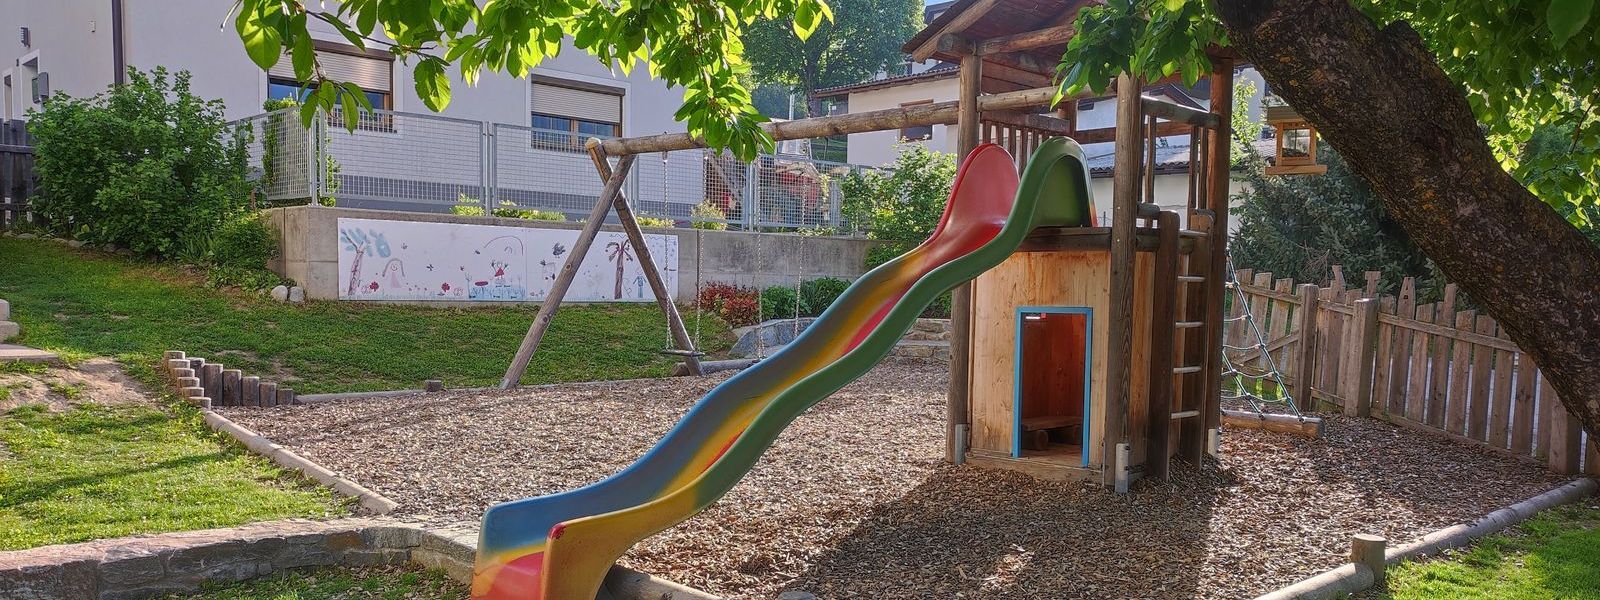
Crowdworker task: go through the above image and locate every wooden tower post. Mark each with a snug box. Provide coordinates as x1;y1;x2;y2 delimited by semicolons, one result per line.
1104;73;1143;487
948;50;983;463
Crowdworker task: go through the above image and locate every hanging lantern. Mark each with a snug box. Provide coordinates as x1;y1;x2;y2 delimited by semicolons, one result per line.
1264;100;1327;176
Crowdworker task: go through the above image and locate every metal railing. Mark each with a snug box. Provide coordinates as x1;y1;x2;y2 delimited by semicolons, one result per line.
230;108;878;234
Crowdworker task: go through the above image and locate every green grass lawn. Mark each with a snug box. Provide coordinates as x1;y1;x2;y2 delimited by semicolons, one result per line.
0;401;347;550
170;566;465;599
1371;502;1600;599
0;237;732;393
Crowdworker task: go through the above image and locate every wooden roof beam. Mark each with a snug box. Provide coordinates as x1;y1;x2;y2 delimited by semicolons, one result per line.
974;24;1075;56
937;34;1055;85
908;0;1003;61
1141;95;1221;128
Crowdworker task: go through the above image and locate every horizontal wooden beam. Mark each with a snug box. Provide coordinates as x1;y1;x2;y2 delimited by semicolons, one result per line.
908;0;1003;61
981;110;1074;135
1071;120;1190;144
977;25;1075;56
938;33;1056;85
598;86;1062;156
1221;409;1324;438
1141;96;1222;128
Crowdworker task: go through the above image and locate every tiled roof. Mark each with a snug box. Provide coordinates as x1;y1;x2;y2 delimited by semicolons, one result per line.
810;64;959;98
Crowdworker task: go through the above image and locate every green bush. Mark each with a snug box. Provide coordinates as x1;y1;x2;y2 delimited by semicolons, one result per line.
489;201;567;221
840;144;957;268
207;265;289;292
798;277;850;316
922;290;952;319
29;67;250;257
451;194;486;216
211;213;279;269
691;202;729;230
636;216;676;228
760;285;802;320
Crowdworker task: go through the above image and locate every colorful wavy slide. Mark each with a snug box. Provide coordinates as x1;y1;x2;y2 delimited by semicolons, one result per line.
474;138;1096;600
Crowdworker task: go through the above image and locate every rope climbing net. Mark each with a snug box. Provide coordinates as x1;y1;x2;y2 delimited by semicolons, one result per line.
1220;254;1304;419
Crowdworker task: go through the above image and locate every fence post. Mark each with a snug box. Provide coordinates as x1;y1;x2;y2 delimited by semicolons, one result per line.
308;116;321;205
744;160;760;229
1547;378;1582;474
1293;283;1320;408
481;121;495;210
1343;298;1380;417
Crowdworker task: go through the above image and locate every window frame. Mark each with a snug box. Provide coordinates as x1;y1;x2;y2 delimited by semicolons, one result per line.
898;99;935;142
265;41;396;131
529;76;624;153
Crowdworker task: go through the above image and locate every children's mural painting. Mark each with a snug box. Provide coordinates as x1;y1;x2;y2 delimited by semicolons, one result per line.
336;218;678;302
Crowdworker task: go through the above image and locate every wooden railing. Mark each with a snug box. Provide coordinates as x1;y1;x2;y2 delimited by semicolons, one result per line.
1226;267;1597;475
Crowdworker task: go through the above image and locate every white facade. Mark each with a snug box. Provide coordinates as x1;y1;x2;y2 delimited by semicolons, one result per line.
0;0;689;139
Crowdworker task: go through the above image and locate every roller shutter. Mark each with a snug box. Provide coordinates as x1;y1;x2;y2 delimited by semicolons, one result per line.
531;82;622;124
269;50;392;92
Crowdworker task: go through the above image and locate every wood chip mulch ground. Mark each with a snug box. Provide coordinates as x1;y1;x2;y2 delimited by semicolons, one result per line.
222;358;1569;599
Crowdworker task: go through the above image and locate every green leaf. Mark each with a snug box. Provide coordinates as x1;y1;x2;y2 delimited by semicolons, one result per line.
236;6;283;71
339;87;360;130
414;59;452;112
1547;0;1593;47
290;33;315;80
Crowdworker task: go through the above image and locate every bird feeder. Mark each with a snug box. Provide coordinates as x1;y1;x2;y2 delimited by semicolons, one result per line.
1264;101;1327;176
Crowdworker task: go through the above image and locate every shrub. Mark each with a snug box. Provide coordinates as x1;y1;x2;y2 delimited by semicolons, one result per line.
721;296;761;328
760;285;802;320
211;213;279;270
840;144;957;267
922;290;953;319
451;194;485;216
29;67;250;257
799;277;850;316
636;216;676;228
490;201;567;221
691;202;728;230
207;264;289;292
696;282;761;327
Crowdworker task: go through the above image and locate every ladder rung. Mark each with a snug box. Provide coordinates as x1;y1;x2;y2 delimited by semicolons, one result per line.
1173;365;1203;375
1169;410;1200;419
1179;229;1207;238
1175;321;1204;329
1178;275;1205;283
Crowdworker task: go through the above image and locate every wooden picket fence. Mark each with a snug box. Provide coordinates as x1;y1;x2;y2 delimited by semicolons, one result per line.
1225;266;1597;476
0;119;36;229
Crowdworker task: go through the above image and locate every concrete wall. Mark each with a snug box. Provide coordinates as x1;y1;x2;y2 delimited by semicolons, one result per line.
2;0;690;138
267;206;878;303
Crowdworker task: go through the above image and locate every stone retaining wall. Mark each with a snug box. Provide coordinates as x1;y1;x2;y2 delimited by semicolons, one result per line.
0;519;711;600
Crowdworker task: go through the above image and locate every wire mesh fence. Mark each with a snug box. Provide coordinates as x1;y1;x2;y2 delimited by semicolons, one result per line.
230;108;878;234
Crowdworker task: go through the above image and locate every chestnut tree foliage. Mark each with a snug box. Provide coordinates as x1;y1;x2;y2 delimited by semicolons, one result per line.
230;0;833;160
1056;0;1599;222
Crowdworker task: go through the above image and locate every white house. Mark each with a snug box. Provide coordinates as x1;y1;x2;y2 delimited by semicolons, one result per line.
0;0;707;217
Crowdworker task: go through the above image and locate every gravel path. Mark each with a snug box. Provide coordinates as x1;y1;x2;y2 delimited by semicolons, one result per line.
223;359;1568;599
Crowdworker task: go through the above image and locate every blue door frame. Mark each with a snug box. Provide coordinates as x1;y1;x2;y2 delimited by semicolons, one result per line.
1012;306;1094;464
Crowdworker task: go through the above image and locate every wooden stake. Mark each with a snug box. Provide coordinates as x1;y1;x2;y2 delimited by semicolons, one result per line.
500;152;638;388
1342;298;1379;417
589;147;703;376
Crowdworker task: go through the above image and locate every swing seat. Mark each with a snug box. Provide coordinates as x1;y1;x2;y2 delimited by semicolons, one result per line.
659;348;706;358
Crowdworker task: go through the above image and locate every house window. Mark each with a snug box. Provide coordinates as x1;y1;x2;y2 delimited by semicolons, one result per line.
899;99;933;141
266;43;393;128
530;77;623;151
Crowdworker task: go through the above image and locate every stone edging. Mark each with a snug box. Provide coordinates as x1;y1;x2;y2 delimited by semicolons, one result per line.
202;410;399;514
0;519;720;600
157;349;399;514
1254;477;1599;600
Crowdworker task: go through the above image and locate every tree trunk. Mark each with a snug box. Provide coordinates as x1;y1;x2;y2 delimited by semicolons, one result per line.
1210;0;1600;438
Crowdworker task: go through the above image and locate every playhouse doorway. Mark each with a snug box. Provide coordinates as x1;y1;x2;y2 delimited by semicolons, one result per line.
1013;308;1092;464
